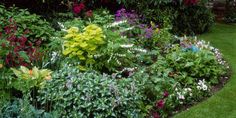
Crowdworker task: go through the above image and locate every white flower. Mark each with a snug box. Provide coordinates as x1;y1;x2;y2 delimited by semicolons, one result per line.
133;48;147;53
57;22;66;31
106;20;127;28
189;93;193;97
120;26;135;32
179;95;185;100
120;44;134;48
202;85;208;91
197;79;208;91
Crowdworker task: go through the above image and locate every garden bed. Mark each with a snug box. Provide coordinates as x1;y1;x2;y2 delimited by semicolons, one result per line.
0;1;231;118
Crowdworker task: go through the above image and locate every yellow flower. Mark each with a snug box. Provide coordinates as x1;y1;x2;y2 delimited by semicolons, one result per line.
0;64;3;69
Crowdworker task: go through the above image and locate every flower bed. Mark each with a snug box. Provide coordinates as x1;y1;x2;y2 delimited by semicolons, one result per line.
0;4;230;118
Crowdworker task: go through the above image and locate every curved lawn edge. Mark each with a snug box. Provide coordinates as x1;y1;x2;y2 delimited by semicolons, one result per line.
174;23;236;118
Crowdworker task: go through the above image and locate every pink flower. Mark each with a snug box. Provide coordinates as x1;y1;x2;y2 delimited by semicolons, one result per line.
156;100;165;109
152;112;160;118
163;91;169;98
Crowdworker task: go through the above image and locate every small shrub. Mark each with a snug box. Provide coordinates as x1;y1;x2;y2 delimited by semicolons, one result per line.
38;65;144;117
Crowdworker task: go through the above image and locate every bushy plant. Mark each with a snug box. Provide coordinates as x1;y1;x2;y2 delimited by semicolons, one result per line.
116;0;214;35
63;24;105;70
165;37;226;85
172;6;214;35
38;65;144;117
0;5;54;43
0;5;55;67
224;0;236;23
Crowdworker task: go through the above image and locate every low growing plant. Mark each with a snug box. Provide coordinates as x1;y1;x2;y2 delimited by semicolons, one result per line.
38;65;144;117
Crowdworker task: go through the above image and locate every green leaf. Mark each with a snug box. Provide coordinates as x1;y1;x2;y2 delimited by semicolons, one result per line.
18;51;30;63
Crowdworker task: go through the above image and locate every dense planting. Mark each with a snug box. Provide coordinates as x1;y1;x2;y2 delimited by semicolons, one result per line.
0;2;230;118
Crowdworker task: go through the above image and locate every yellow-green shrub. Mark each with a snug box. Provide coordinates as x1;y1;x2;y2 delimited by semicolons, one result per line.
63;24;105;70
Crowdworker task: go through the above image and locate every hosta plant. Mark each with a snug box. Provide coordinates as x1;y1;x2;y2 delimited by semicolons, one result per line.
10;66;52;93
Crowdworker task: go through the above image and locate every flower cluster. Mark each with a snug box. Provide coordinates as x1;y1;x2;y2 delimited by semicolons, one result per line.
152;91;169;118
115;8;140;25
197;79;208;91
139;22;160;39
175;87;192;104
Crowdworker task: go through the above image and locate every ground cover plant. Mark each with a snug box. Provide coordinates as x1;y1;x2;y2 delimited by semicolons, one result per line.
0;1;231;118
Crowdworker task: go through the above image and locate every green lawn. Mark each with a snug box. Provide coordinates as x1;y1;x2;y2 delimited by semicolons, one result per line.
174;23;236;118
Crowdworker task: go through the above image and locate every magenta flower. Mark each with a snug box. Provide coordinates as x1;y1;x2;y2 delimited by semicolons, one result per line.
73;2;85;14
163;91;169;98
152;112;160;118
156;100;165;109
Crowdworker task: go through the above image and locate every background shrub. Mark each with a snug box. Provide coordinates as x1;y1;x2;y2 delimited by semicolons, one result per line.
224;0;236;23
118;0;214;35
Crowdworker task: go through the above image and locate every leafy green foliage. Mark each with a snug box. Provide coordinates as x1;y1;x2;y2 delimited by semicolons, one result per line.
165;46;225;84
38;65;144;117
224;0;236;23
0;98;53;118
0;5;54;44
116;0;214;35
172;6;214;35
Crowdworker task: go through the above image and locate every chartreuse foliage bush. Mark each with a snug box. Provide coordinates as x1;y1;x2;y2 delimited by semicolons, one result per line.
63;24;105;70
38;65;144;117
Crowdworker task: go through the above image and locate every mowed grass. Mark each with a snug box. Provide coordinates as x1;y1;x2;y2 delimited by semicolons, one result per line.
174;23;236;118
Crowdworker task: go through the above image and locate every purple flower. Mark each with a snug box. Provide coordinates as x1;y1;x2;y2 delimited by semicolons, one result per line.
144;28;154;39
115;8;140;25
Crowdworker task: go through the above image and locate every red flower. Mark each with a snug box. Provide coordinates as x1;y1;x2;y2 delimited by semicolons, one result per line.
156;100;165;109
163;91;169;98
152;112;160;118
85;10;93;17
79;2;85;9
73;2;85;14
73;4;81;14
